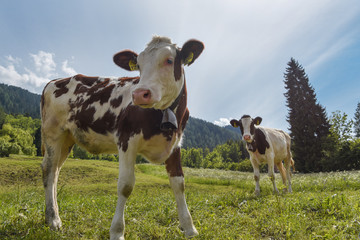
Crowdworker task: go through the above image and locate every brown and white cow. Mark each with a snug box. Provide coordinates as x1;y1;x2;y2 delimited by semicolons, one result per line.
41;36;204;239
230;115;294;195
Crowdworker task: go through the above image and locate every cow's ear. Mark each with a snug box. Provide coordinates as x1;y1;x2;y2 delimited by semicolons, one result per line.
230;119;240;128
180;40;204;66
113;50;139;71
253;117;262;125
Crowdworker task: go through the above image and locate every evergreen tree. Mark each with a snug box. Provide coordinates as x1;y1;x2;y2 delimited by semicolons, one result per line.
329;110;354;143
34;126;42;156
354;102;360;138
283;58;330;172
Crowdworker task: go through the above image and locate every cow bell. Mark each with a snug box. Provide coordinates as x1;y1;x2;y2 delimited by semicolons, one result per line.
160;108;178;131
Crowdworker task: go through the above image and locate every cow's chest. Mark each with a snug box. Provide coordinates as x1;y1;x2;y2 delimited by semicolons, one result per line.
249;149;268;165
137;132;179;164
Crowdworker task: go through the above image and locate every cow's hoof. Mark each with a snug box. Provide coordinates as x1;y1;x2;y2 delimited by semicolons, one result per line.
110;231;125;240
184;227;199;238
47;218;62;230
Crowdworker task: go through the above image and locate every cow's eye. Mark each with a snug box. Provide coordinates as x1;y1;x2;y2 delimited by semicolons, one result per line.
166;59;173;65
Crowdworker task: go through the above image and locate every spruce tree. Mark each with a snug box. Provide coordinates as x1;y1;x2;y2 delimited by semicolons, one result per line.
354;102;360;138
284;58;330;172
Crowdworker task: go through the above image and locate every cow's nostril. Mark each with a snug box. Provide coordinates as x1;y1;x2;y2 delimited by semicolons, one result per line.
133;89;152;105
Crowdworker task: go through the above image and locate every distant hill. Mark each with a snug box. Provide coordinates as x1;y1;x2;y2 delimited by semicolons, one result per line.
0;83;41;118
0;83;240;149
224;124;242;136
182;117;241;150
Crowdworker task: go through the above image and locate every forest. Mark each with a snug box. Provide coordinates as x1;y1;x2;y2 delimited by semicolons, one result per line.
0;58;360;172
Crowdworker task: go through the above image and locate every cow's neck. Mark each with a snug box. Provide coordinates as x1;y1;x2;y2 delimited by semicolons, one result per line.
160;82;186;131
246;128;269;154
247;141;257;152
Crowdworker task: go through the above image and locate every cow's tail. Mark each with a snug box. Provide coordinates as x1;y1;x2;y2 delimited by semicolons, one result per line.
290;157;295;174
285;132;295;175
40;85;47;157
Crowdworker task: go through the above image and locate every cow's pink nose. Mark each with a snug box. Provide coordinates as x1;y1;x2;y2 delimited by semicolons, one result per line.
244;135;251;141
132;89;152;105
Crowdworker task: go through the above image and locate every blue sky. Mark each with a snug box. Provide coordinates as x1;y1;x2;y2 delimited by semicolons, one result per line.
0;0;359;131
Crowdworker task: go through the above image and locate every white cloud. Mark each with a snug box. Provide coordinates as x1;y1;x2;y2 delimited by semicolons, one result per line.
62;60;77;76
0;51;76;93
30;51;56;78
6;55;21;65
214;117;232;127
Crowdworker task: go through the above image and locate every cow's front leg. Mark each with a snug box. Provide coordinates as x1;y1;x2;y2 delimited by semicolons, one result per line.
166;148;198;238
110;150;136;240
250;157;261;196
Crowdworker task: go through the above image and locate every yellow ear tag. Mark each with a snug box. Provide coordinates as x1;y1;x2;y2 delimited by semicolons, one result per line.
184;52;194;65
233;122;238;128
256;120;260;125
129;60;138;71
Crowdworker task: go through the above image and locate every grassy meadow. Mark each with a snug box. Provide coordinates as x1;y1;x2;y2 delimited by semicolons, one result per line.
0;155;359;239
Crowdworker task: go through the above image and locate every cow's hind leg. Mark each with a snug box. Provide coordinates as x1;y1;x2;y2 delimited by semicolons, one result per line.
267;158;279;194
166;148;198;238
110;148;136;240
41;133;74;230
276;162;287;192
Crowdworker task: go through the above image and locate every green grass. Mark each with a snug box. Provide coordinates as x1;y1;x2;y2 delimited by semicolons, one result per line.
1;155;359;239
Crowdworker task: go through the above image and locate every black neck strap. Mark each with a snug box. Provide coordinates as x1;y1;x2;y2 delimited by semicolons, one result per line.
160;84;185;131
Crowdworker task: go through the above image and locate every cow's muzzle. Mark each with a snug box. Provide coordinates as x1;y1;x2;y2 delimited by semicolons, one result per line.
132;89;152;106
243;135;252;142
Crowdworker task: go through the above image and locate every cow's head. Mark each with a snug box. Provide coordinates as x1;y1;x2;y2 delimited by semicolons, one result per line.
113;36;204;110
230;115;262;143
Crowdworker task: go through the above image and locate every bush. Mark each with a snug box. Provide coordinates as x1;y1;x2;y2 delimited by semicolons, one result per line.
0;136;21;157
238;159;253;172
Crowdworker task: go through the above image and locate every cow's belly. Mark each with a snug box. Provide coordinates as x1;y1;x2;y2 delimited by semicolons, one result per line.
138;133;179;164
71;128;118;154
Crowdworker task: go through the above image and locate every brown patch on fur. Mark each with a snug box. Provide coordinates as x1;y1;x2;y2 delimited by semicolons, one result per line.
91;110;117;134
110;95;123;108
121;184;134;198
74;74;100;86
165;147;184;177
54;78;71;98
118;77;140;87
71;106;96;131
116;105;168;152
174;49;183;81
